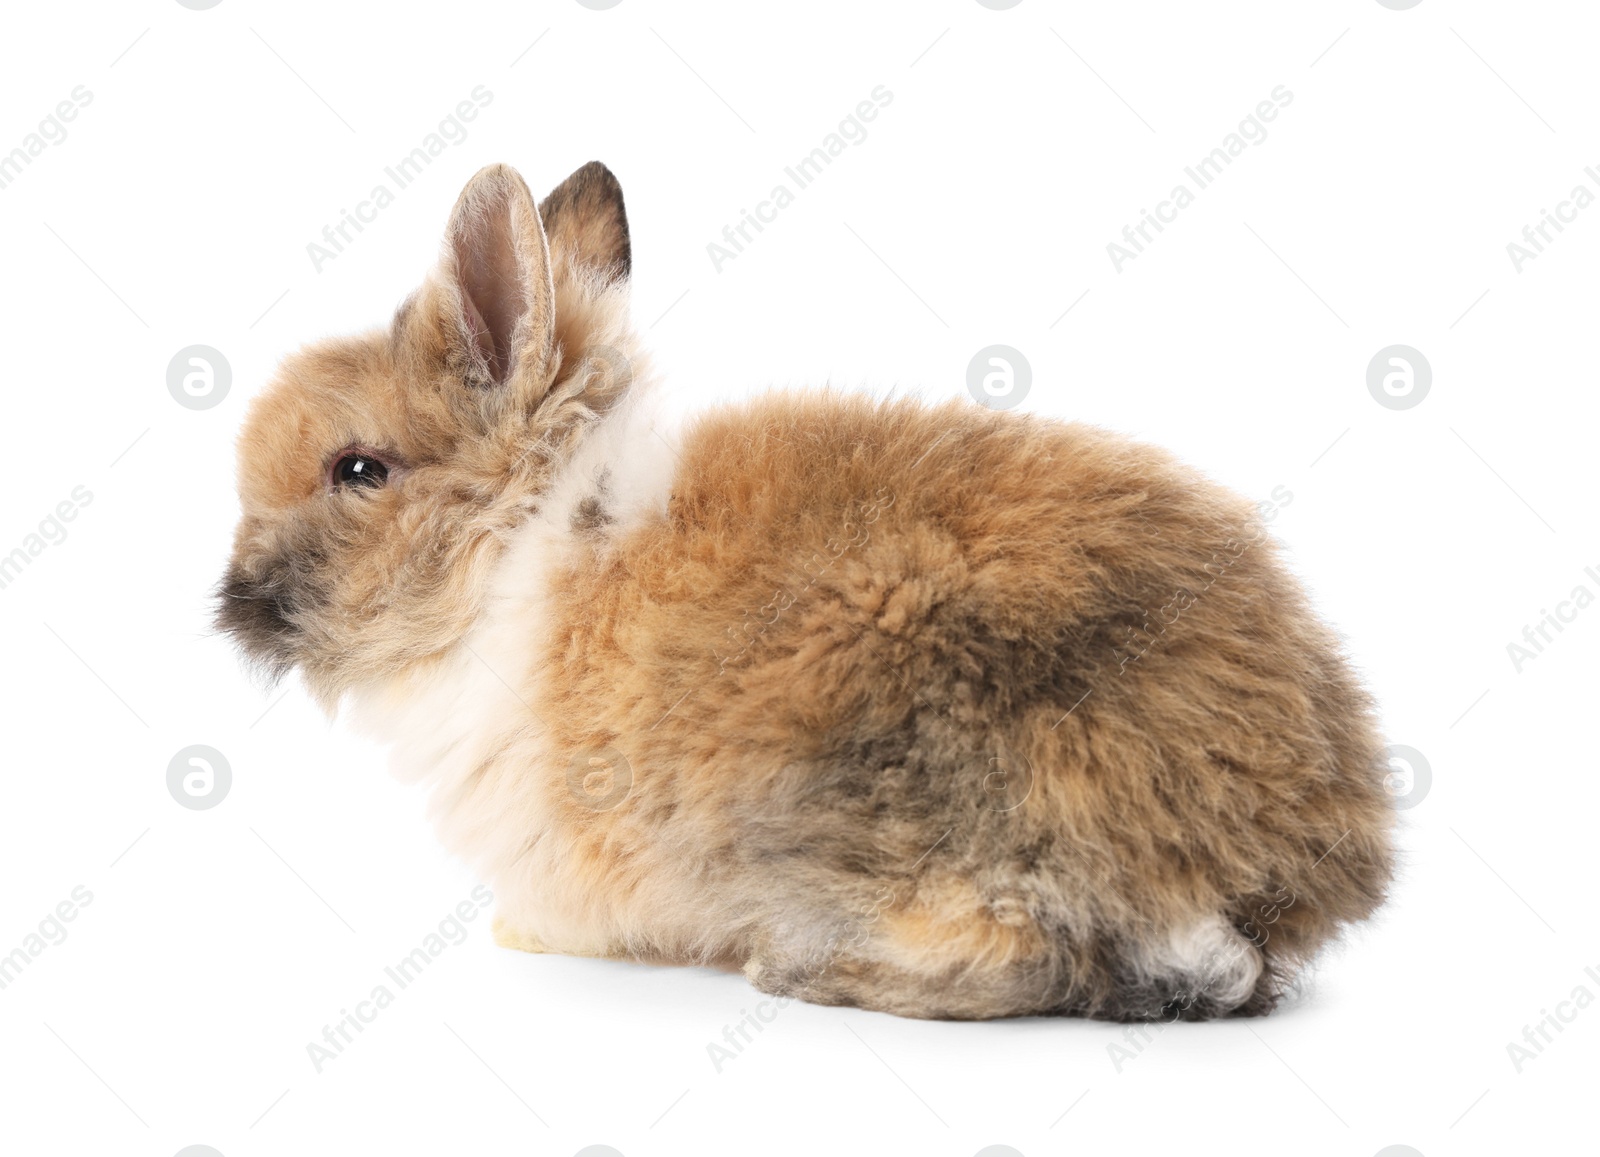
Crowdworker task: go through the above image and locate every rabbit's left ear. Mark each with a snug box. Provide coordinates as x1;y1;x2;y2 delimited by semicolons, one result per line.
439;163;555;391
539;161;631;285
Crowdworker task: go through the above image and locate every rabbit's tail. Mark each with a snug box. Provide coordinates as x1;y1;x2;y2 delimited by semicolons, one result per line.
1089;914;1277;1021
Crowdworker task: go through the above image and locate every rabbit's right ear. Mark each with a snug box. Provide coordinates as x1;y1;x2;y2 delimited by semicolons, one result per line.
437;163;556;393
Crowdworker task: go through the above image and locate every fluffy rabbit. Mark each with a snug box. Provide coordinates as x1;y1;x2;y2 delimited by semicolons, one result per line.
218;161;1394;1020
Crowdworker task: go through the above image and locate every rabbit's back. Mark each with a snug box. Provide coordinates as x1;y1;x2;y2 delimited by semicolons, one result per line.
505;391;1393;1019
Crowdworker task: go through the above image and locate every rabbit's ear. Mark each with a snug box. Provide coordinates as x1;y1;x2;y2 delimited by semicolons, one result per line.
439;163;555;390
539;161;631;285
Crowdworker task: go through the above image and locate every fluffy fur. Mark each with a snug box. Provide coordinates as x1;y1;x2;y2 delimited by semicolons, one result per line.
218;161;1395;1020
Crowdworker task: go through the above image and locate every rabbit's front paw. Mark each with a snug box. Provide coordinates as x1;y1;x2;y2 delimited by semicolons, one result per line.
492;914;633;961
492;915;556;954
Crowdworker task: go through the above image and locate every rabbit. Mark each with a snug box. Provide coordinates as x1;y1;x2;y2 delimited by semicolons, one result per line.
217;160;1395;1021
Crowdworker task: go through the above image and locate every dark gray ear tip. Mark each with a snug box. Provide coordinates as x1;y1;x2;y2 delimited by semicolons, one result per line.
575;159;621;187
554;161;627;219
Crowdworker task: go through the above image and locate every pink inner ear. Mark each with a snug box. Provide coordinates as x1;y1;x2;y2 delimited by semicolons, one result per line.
454;195;528;385
459;288;496;372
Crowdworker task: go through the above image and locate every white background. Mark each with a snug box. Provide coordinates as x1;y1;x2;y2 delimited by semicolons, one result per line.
0;2;1595;1155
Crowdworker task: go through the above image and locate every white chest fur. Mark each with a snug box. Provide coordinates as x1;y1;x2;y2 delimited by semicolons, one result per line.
348;384;683;858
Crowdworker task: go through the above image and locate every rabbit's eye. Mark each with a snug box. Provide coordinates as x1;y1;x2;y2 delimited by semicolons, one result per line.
333;454;388;489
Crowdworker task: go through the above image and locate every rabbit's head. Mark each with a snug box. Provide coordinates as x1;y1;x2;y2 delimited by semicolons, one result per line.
216;161;636;706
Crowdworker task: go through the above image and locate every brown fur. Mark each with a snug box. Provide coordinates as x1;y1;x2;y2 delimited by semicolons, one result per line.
218;162;1395;1021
